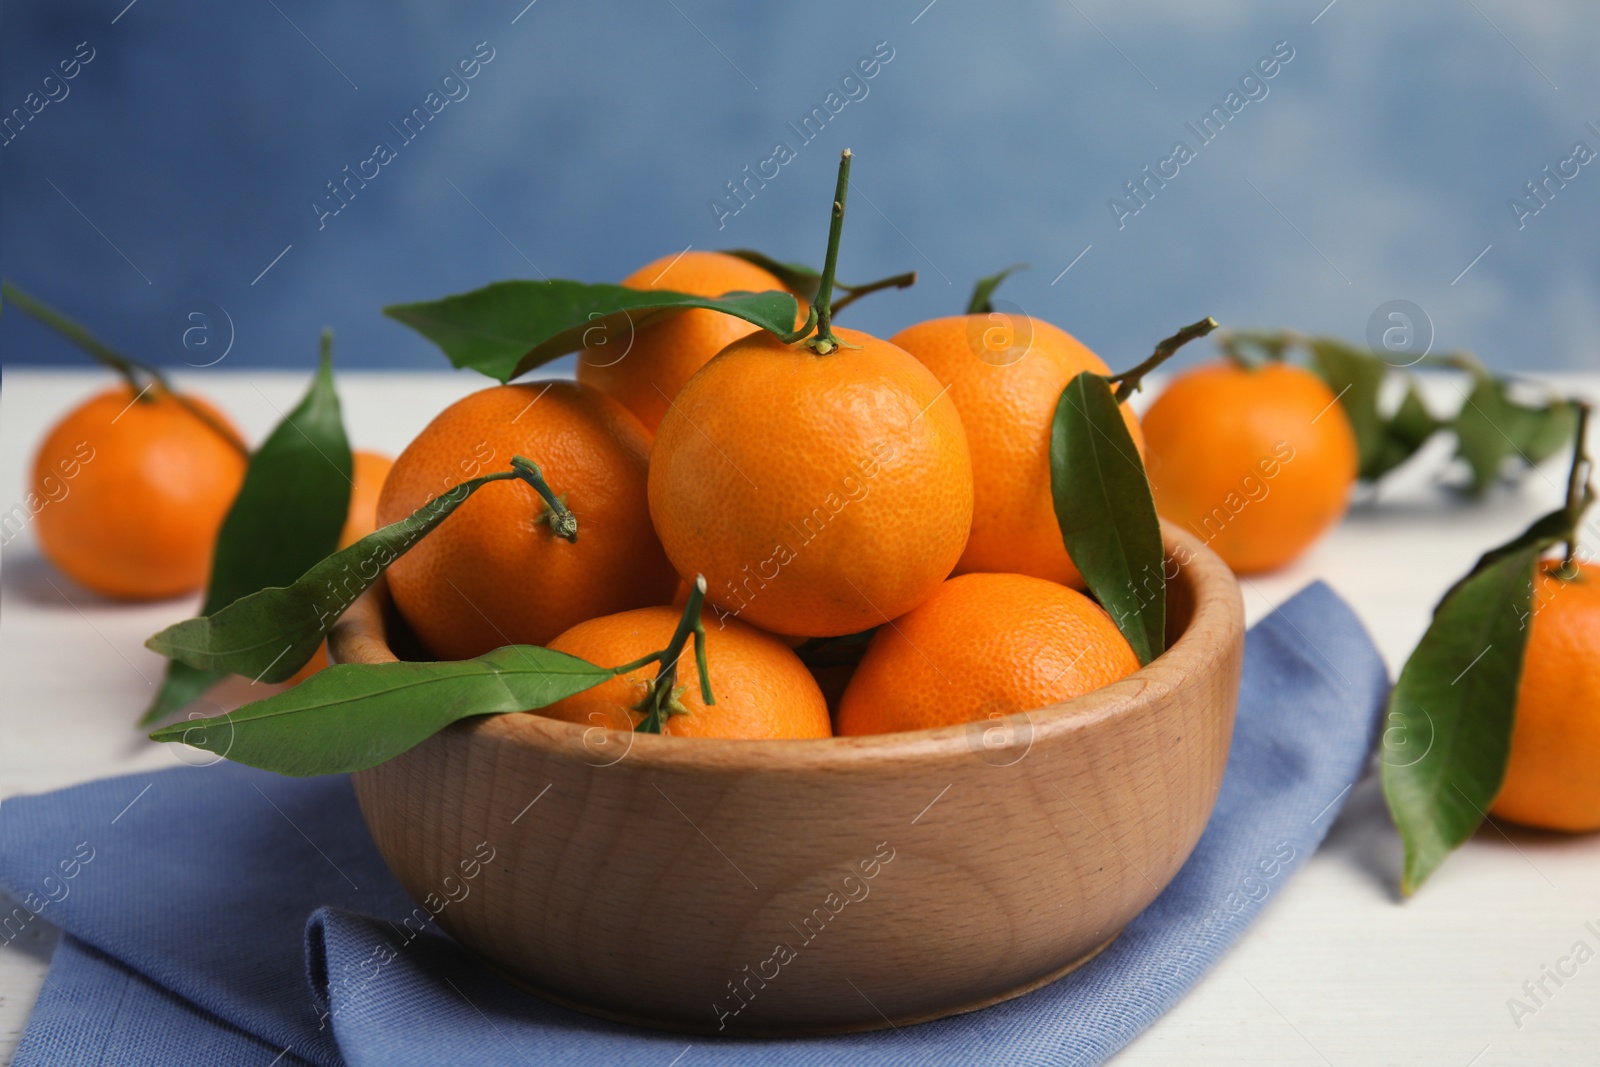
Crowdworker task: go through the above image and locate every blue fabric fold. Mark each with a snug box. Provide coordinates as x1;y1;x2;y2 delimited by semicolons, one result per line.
0;581;1388;1066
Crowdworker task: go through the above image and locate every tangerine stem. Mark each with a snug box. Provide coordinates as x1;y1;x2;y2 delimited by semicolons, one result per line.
1561;399;1593;577
510;455;577;543
831;269;918;315
809;149;852;354
1108;316;1219;403
3;279;251;457
635;575;715;733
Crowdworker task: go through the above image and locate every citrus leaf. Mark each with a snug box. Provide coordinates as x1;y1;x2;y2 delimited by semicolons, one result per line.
146;469;519;683
141;662;226;726
1366;382;1443;482
384;280;801;383
1438;495;1592;610
148;645;622;777
1450;371;1517;494
965;264;1028;315
206;341;352;612
1500;394;1576;467
1308;339;1387;477
141;342;352;724
1381;546;1540;895
1050;371;1165;665
721;250;823;302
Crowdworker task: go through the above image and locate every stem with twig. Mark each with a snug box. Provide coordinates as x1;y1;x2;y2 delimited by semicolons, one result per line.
3;279;251;457
831;270;918;315
634;575;716;733
809;150;853;355
1107;317;1220;403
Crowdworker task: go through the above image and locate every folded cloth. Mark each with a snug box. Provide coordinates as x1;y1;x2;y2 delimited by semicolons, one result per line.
0;581;1387;1066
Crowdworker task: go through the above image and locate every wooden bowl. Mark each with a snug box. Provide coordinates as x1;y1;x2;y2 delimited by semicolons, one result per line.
335;523;1243;1035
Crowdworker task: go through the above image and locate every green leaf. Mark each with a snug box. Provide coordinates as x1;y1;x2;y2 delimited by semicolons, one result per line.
148;645;622;776
1439;494;1592;610
1307;339;1387;477
141;662;227;726
1050;371;1166;665
384;280;801;384
146;469;519;683
965;264;1028;315
205;339;352;612
1501;395;1576;467
1451;371;1516;494
1382;546;1541;895
1365;382;1443;482
721;250;822;302
141;342;352;724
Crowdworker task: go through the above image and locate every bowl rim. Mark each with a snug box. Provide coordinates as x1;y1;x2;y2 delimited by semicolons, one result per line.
333;520;1243;774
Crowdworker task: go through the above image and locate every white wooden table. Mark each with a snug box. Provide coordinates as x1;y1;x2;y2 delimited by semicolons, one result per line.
2;368;1597;1065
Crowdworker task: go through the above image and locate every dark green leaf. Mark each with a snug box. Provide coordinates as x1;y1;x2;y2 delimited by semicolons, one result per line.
205;343;352;612
141;345;352;724
721;250;822;302
146;470;519;683
1451;371;1515;494
965;264;1028;315
140;662;226;726
1389;382;1442;452
1365;382;1443;482
1381;547;1540;895
1050;371;1166;665
1500;395;1576;467
384;280;801;384
148;645;621;776
1308;339;1387;477
1438;495;1591;610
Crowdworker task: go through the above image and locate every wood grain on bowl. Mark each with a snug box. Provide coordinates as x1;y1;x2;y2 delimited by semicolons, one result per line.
334;522;1244;1035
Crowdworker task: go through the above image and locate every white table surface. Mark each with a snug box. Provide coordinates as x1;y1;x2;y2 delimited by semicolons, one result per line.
2;367;1598;1065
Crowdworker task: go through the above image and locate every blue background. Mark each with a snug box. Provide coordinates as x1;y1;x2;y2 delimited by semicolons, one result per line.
2;0;1597;372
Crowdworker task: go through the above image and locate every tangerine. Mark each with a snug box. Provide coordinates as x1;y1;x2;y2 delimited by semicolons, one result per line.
541;605;831;739
577;251;798;433
31;385;247;600
837;572;1139;735
1490;560;1600;832
891;314;1143;587
377;382;677;660
1141;361;1357;574
648;325;973;637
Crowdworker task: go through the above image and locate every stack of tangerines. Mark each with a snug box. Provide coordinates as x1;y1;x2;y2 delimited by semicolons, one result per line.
365;235;1357;743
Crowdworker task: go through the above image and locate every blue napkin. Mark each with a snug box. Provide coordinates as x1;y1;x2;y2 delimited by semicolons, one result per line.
0;581;1387;1066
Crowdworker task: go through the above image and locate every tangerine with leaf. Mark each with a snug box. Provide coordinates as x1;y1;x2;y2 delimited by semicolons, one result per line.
890;268;1148;588
377;381;677;660
577;251;802;434
648;151;974;637
7;283;251;600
